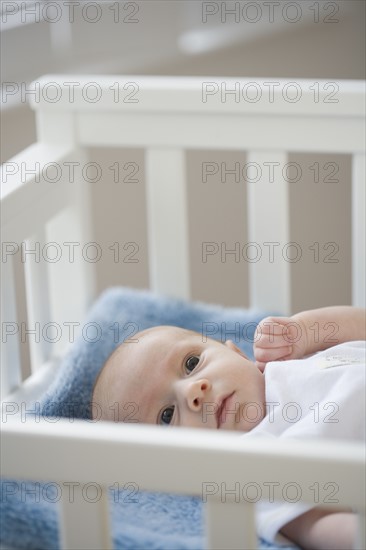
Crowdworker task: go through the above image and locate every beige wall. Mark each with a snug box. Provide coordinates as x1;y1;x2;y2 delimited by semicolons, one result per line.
146;1;365;80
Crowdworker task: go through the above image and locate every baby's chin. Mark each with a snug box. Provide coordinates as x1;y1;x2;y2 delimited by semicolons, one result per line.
218;402;264;432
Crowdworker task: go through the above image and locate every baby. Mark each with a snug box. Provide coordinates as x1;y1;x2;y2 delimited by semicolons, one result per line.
92;306;365;550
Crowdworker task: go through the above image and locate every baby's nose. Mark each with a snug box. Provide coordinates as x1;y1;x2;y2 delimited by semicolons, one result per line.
185;379;211;411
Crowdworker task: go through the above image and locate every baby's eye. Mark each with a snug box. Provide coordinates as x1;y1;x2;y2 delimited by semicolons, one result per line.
160;406;175;425
185;355;200;373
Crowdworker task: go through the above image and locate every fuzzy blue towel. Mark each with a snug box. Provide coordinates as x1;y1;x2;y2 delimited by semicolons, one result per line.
1;287;296;549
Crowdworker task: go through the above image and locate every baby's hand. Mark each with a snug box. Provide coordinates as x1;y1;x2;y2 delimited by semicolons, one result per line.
253;316;308;371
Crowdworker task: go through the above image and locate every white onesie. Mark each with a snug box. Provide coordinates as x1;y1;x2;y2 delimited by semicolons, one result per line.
243;341;365;546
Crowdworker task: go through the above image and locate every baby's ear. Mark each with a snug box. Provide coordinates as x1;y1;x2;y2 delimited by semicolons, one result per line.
224;340;249;359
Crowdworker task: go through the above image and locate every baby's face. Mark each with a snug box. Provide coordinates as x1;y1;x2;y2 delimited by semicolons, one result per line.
99;326;265;432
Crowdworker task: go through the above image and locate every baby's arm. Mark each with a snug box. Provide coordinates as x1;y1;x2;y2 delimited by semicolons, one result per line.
280;507;357;550
254;306;365;370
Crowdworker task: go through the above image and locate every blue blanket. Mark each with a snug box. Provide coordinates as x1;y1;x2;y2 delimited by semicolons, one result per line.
1;287;296;549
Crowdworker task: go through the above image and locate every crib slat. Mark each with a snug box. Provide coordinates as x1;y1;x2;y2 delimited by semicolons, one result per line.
12;252;32;381
25;230;52;369
246;151;290;314
205;499;257;550
145;148;190;299
0;259;22;398
59;485;112;550
352;153;366;308
67;149;97;317
354;513;366;550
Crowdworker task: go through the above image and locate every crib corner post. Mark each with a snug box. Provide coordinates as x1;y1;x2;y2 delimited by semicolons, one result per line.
33;98;97;325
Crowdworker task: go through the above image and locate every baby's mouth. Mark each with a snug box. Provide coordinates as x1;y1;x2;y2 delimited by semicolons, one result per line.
217;392;235;428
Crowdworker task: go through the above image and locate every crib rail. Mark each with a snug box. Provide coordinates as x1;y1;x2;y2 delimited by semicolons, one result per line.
29;75;365;312
30;75;365;118
1;77;365;347
1;419;365;550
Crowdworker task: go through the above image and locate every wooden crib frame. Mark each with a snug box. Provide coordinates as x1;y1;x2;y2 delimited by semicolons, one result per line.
1;75;365;550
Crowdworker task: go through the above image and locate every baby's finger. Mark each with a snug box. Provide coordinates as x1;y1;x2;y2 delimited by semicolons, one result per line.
254;333;291;348
255;322;290;342
257;321;287;334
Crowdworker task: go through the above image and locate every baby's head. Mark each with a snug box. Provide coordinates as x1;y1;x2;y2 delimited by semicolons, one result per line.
91;325;265;432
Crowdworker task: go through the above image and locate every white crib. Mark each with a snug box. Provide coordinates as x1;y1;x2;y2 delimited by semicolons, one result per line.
1;75;365;550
